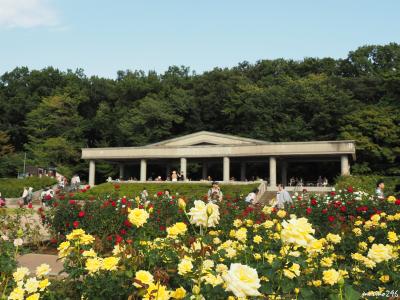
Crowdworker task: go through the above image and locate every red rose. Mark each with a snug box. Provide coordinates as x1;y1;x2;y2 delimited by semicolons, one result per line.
306;207;312;214
78;211;85;218
311;199;317;206
340;206;347;212
66;222;70;227
395;199;400;205
115;235;123;244
69;200;76;205
159;225;165;231
347;186;354;193
330;191;336;196
322;209;328;214
139;205;144;209
59;195;65;200
45;194;52;201
53;202;58;207
73;221;79;228
106;235;113;241
328;215;335;222
339;216;346;222
157;191;163;197
28;203;33;209
124;219;132;227
120;229;126;235
111;201;116;207
121;197;127;204
297;196;302;201
169;200;174;205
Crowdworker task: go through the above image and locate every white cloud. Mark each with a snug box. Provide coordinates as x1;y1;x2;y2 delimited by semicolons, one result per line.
0;0;59;28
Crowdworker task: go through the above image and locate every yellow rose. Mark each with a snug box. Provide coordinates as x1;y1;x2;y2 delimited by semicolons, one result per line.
263;220;274;229
323;269;340;285
281;217;315;247
188;200;220;228
222;263;261;298
8;287;24;300
235;228;247;243
134;270;154;288
26;293;40;300
326;233;341;244
253;235;263;244
39;278;50;291
66;228;85;240
102;256;119;271
283;263;300;279
233;219;243;228
128;208;149;227
380;275;390;283
143;283;170;300
80;234;95;245
35;263;51;278
387;195;396;203
171;287;186;299
83;248;97;258
13;267;29;282
367;244;393;263
166;222;187;238
85;257;103;274
388;231;398;243
312;280;322;287
178;258;193;275
24;277;39;294
57;241;71;258
321;257;333;267
277;210;287;218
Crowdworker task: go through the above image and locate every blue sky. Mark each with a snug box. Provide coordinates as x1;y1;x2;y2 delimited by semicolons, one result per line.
0;0;399;78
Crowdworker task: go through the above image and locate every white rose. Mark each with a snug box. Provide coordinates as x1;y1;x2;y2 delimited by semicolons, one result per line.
223;263;261;298
1;235;9;241
13;238;23;247
188;200;220;228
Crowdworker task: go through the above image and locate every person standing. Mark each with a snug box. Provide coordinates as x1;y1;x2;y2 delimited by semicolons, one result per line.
375;179;385;199
207;181;223;203
171;171;178;182
27;187;34;204
275;184;292;209
21;187;28;206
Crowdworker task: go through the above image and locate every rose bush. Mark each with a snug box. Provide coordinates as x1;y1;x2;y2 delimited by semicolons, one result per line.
35;186;400;299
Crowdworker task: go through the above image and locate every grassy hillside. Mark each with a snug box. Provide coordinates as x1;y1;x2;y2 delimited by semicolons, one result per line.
73;182;261;200
0;177;57;198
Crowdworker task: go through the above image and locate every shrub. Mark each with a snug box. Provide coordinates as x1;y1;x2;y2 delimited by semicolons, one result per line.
0;177;57;198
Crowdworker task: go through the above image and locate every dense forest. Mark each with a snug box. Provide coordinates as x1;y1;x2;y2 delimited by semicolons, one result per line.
0;43;399;180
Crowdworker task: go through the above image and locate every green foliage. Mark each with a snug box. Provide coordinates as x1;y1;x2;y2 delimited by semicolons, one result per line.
335;175;399;195
0;177;57;198
0;44;400;179
72;182;259;200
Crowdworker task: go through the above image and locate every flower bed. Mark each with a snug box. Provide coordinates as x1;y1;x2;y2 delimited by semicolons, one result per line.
2;186;400;299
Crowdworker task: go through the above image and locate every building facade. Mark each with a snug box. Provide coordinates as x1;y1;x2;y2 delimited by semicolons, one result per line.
81;131;355;188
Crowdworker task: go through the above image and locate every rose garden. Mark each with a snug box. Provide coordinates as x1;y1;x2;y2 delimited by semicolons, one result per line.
1;178;400;299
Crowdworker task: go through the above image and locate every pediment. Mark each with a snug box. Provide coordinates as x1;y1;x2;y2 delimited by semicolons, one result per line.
147;131;268;147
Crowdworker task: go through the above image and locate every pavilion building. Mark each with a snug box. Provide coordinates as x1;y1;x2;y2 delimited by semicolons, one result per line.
81;131;355;189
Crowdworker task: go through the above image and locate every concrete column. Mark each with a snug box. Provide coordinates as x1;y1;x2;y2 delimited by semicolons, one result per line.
341;155;350;176
140;159;147;181
119;163;124;179
269;156;276;187
281;160;287;186
240;162;246;181
180;158;187;179
223;156;230;182
202;162;208;180
166;164;171;179
89;160;95;186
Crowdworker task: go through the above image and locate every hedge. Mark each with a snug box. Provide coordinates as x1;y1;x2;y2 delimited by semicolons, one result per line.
73;182;260;200
0;177;57;198
335;175;399;195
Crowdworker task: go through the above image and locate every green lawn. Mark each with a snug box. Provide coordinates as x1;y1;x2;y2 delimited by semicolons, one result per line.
0;177;57;198
73;182;261;200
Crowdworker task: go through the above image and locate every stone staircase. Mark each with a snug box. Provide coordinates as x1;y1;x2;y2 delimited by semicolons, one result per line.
258;191;277;205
